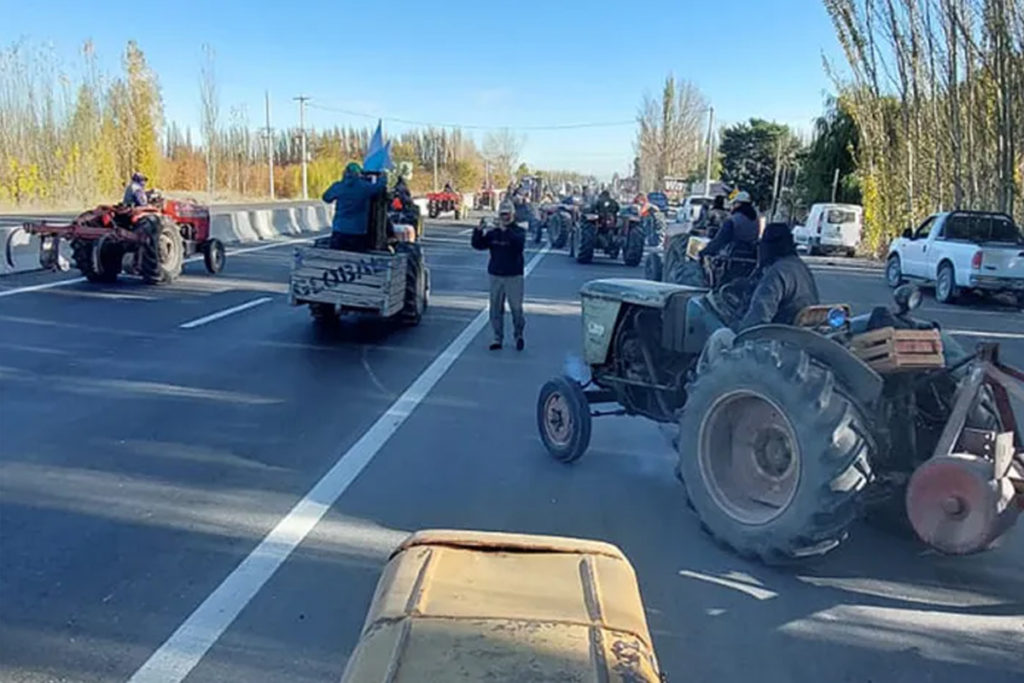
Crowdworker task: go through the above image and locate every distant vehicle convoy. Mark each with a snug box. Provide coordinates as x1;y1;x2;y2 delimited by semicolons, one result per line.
886;210;1024;306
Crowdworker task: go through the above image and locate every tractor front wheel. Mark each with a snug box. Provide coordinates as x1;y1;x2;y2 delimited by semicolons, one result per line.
537;376;592;463
623;227;645;267
202;239;226;274
139;215;184;284
677;340;874;563
576;223;596;264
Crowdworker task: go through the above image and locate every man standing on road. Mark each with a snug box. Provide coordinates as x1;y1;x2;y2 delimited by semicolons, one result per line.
322;162;386;251
472;200;526;351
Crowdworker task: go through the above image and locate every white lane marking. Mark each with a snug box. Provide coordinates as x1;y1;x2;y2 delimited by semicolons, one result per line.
0;236;316;300
178;297;273;329
128;245;551;683
950;328;1024;340
678;570;778;601
458;227;474;236
0;276;87;299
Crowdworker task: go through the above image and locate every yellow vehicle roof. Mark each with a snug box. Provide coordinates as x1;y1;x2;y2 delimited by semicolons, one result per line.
341;529;662;682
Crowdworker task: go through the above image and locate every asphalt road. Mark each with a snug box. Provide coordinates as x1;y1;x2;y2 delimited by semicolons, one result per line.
1;220;1022;683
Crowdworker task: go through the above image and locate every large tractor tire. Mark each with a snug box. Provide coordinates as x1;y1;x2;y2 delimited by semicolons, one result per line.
623;227;645;267
548;212;569;249
138;215;184;284
73;239;122;284
576;223;596;264
677;340;874;563
644;251;664;282
397;242;427;326
644;212;666;247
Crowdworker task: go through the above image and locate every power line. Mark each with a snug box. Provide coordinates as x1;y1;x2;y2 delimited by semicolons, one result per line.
306;102;635;131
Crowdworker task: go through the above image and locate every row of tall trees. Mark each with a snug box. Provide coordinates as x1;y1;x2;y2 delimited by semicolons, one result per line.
824;0;1024;252
0;40;530;208
634;75;710;192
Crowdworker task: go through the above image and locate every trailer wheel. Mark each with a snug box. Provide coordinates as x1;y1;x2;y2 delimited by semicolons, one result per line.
537;376;591;463
139;215;184;284
202;239;225;274
309;302;339;326
678;340;874;563
397;242;426;326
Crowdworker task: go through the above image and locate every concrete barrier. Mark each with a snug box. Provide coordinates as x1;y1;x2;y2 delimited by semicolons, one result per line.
2;202;335;277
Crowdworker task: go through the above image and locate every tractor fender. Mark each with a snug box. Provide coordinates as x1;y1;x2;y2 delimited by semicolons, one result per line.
734;324;884;407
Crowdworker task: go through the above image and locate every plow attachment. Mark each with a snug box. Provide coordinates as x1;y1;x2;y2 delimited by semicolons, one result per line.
907;343;1024;554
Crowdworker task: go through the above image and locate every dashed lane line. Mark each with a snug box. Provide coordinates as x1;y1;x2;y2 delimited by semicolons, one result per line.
178;297;273;329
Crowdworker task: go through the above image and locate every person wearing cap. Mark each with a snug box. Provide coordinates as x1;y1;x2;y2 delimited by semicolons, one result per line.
472;201;527;351
322;162;387;251
699;190;759;259
736;222;820;331
123;172;148;207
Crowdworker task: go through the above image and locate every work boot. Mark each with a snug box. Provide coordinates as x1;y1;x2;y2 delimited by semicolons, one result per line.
515;338;525;351
489;341;502;351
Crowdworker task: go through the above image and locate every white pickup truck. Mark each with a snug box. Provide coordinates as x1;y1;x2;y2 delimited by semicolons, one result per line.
885;210;1024;306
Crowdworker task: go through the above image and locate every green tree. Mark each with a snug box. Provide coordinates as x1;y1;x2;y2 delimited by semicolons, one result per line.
798;96;860;206
121;41;162;183
718;118;800;210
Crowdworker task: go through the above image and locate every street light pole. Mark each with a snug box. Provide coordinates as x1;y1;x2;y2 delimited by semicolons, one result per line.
264;90;274;200
703;106;715;197
294;96;310;200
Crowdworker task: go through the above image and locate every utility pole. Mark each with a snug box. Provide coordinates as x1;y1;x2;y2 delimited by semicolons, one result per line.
703;107;715;197
294;96;310;200
831;167;840;202
264;91;275;200
432;140;439;192
770;136;784;219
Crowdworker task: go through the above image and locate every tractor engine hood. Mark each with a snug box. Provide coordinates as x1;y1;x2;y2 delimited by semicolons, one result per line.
580;278;707;308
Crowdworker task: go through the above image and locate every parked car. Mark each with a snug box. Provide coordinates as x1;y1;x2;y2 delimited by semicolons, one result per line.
678;195;713;227
886;210;1024;306
805;203;863;256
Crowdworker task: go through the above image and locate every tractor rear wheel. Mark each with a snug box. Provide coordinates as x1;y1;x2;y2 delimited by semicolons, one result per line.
74;239;122;284
623;226;645;267
139;215;184;284
677;340;874;563
576;223;596;264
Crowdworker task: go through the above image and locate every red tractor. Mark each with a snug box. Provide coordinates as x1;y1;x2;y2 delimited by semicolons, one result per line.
5;193;225;285
426;191;462;220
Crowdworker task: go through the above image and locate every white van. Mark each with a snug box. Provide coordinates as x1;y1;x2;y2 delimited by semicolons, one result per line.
805;203;863;256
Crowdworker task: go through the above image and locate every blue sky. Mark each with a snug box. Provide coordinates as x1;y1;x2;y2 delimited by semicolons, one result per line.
3;0;846;177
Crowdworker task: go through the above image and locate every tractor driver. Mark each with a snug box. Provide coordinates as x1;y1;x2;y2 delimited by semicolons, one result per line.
594;189;620;220
736;222;819;330
322;162;387;251
123;172;148;207
698;191;758;260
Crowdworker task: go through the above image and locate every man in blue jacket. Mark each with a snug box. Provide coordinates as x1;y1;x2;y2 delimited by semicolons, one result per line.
322;162;386;251
472;200;527;351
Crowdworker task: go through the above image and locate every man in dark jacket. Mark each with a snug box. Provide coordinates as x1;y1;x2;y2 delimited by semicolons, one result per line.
472;200;527;351
736;222;820;330
123;172;148;207
699;191;759;258
593;189;619;219
322;162;386;251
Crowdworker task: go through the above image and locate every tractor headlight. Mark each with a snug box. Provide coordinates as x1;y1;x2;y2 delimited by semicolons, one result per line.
827;306;848;329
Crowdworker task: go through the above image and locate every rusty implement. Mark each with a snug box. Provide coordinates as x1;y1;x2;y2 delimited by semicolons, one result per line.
907;343;1024;555
340;530;663;683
